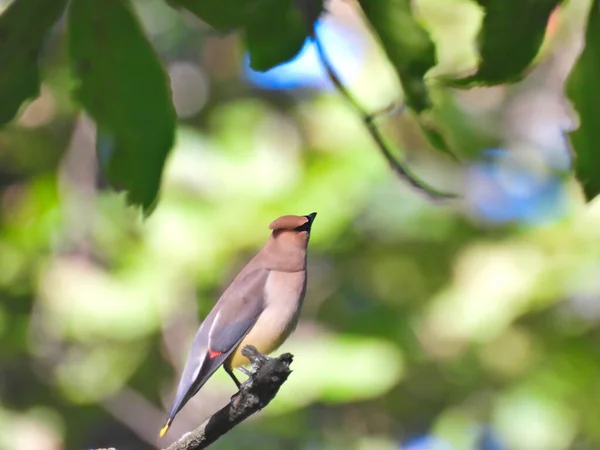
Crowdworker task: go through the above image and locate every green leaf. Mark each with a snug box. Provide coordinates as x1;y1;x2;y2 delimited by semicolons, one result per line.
68;0;176;213
245;0;318;72
358;0;436;114
358;0;456;158
167;0;247;31
0;0;68;127
451;0;563;86
172;0;323;71
566;0;600;200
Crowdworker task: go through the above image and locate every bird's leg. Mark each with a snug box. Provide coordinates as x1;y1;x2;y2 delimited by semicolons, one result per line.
237;366;252;376
224;366;242;389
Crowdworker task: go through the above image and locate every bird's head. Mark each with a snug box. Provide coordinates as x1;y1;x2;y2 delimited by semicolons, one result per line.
268;212;317;247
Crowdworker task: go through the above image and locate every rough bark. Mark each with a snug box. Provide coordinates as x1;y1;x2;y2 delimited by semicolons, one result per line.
164;346;294;450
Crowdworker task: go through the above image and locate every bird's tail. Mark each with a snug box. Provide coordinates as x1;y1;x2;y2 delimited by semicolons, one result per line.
159;418;172;438
158;351;231;438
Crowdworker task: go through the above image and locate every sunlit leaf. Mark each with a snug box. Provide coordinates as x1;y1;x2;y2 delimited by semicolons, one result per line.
493;388;577;449
451;0;563;86
358;0;455;157
68;0;176;213
55;342;148;403
39;257;163;341
210;334;405;414
359;0;435;114
567;0;600;200
0;0;68;127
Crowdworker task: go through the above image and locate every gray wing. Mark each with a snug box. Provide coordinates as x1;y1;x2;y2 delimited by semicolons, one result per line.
208;267;269;352
165;268;269;422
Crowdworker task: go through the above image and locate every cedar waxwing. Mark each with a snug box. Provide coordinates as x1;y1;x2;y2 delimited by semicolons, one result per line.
160;212;317;437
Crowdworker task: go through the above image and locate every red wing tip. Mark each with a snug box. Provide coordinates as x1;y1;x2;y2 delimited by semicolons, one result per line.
209;350;223;359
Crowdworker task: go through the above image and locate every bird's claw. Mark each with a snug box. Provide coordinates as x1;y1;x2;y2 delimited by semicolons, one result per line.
241;345;269;373
237;366;252;376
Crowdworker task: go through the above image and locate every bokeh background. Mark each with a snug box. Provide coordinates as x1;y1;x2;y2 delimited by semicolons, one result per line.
1;0;599;449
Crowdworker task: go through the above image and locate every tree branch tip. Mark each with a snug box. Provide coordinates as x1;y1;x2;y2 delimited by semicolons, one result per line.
165;349;294;450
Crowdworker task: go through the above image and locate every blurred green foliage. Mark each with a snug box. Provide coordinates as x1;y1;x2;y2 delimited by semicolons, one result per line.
0;0;599;450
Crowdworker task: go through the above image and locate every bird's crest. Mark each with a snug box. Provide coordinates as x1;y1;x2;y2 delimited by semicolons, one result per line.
269;213;316;231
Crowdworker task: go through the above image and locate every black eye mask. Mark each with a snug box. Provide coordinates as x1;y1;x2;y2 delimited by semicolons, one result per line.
294;221;312;232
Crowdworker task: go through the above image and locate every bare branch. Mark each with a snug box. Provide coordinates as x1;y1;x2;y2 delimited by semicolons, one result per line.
312;25;459;200
164;346;294;450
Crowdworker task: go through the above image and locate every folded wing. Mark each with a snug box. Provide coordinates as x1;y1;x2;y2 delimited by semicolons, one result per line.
161;268;269;435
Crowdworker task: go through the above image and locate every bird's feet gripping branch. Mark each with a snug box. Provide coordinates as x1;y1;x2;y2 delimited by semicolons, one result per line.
230;345;293;403
163;346;294;450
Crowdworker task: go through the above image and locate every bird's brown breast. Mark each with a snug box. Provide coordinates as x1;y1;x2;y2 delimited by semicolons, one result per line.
226;270;306;368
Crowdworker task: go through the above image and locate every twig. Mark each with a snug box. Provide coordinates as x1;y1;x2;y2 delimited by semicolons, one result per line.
312;25;458;200
164;346;294;450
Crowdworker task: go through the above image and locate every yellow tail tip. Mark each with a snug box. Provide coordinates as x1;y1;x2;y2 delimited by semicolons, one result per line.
159;420;171;438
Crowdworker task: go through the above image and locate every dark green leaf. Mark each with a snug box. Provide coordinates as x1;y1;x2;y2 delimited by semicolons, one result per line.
451;0;563;86
0;0;68;127
245;0;319;72
172;0;323;71
167;0;247;31
358;0;455;158
421;125;455;160
68;0;176;213
566;0;600;200
358;0;435;114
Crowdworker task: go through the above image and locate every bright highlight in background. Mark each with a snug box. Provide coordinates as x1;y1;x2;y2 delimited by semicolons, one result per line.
466;148;568;225
244;20;365;91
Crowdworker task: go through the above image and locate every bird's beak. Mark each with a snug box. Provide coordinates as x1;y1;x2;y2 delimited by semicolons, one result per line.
305;212;317;223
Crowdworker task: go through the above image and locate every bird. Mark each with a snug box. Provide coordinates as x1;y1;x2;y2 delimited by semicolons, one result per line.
159;212;317;438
